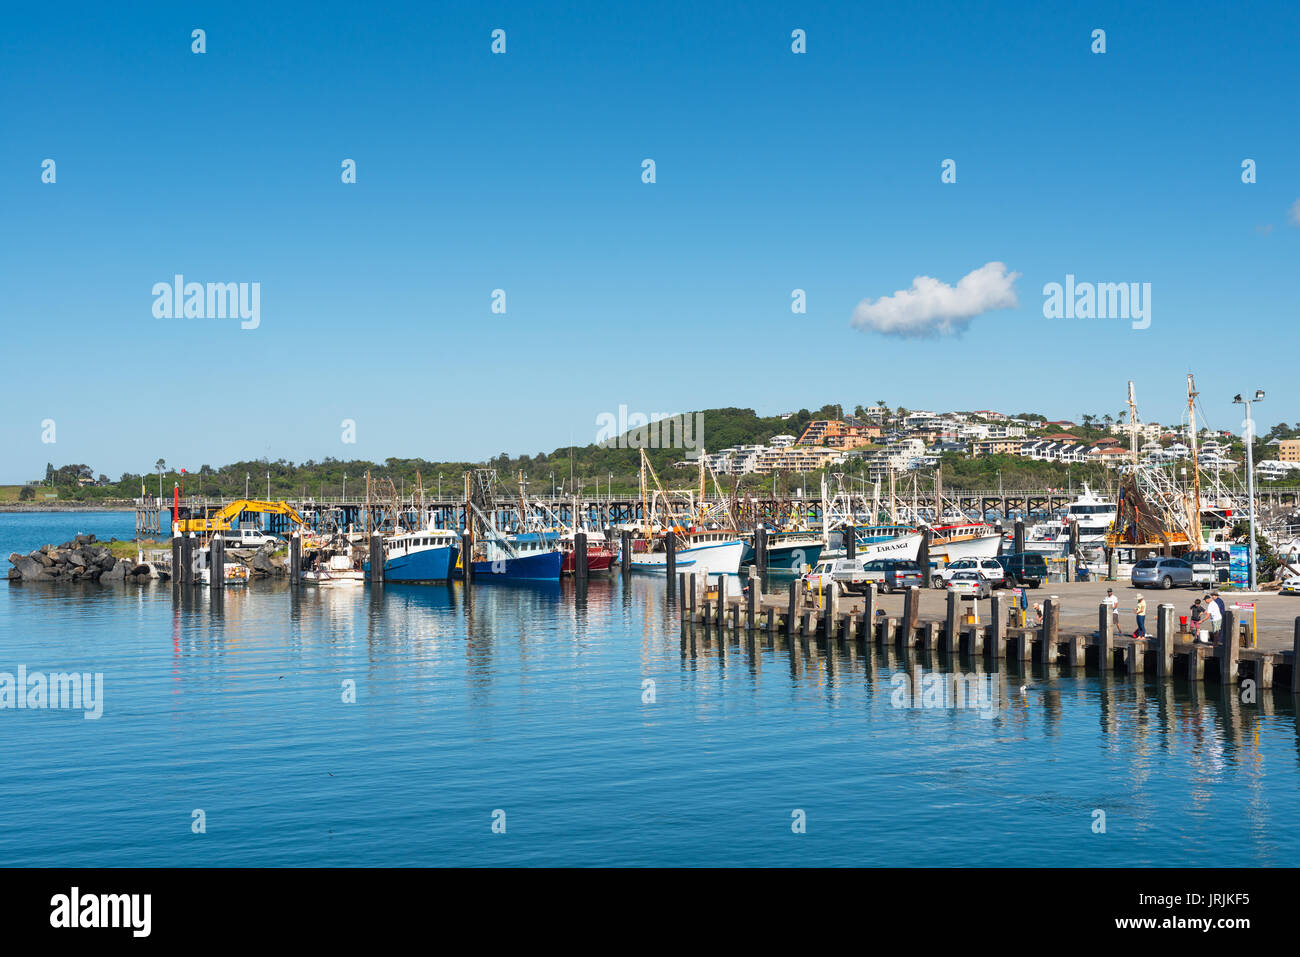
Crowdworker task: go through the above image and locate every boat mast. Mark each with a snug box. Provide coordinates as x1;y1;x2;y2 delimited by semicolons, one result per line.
1126;380;1140;468
1186;373;1203;548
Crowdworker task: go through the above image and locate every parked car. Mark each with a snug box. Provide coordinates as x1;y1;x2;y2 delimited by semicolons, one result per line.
1131;557;1196;589
861;558;925;593
219;527;285;550
945;570;992;599
932;557;1008;589
1184;548;1231;583
1280;575;1300;596
992;553;1048;588
803;558;868;594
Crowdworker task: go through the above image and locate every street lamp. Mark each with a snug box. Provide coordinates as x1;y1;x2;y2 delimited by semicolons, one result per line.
343;472;347;501
266;470;271;500
1233;390;1265;590
245;472;250;498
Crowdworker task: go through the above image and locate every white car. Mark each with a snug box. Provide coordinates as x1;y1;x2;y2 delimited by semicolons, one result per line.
1281;576;1300;596
933;557;1007;589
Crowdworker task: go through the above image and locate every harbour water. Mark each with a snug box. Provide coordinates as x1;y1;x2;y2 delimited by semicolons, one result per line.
2;513;1298;867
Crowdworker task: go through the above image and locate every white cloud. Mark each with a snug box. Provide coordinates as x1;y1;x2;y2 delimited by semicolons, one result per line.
850;261;1020;337
1288;199;1300;227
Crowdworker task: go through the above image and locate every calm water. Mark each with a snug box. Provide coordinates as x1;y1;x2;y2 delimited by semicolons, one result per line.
1;512;1297;867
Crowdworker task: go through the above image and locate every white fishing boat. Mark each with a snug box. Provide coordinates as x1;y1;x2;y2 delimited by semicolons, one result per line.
629;529;746;576
302;551;367;584
928;523;1003;562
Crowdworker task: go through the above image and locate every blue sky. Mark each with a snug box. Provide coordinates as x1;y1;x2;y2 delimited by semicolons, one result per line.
3;0;1297;481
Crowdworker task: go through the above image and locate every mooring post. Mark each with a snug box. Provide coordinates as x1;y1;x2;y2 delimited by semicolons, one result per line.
826;582;839;638
678;572;687;620
746;570;757;632
289;531;301;586
171;530;181;586
1292;617;1300;693
786;580;800;637
863;584;877;643
1156;604;1175;677
903;585;920;646
945;589;959;651
620;530;632;575
1098;599;1113;672
1218;609;1240;685
917;532;931;587
1013;519;1025;556
1066;522;1079;581
371;532;387;584
459;530;471;586
989;594;1006;661
755;524;767;576
845;524;856;561
575;529;589;585
1041;596;1059;665
688;572;697;621
665;531;677;583
715;574;725;629
182;532;195;586
209;535;224;592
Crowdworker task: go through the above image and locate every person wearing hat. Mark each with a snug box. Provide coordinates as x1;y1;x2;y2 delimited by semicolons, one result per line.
1203;592;1223;643
1103;588;1120;633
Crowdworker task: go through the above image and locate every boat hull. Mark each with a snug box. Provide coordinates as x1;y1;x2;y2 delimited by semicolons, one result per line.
561;547;615;575
371;544;459;583
763;541;824;572
931;533;1002;562
472;549;563;581
631;540;745;577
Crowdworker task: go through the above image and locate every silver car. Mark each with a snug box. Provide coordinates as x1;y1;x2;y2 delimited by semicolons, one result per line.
1131;558;1196;589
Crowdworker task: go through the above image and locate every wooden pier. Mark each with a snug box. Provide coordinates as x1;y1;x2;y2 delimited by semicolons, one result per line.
678;571;1300;692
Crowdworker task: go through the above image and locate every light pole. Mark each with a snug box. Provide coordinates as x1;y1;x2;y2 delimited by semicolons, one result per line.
245;472;250;498
1233;390;1265;590
343;473;347;501
266;470;271;500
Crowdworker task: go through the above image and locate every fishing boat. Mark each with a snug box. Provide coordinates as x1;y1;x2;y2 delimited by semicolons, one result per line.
759;530;825;572
513;528;617;574
927;522;1003;562
304;551;367;584
470;534;564;581
629;528;746;576
368;526;460;583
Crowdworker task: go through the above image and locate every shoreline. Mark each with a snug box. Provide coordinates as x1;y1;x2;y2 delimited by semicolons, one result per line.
0;504;136;513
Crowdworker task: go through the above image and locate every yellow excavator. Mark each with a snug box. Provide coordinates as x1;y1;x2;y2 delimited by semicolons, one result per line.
174;499;308;534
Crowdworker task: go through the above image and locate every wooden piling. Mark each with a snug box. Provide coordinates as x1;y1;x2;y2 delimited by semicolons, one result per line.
988;594;1005;661
903;585;920;642
1013;519;1025;556
209;535;224;592
1041;596;1059;664
289;532;301;586
665;532;677;582
917;531;931;585
171;532;181;585
1097;600;1113;672
945;590;959;651
688;573;697;621
746;575;757;633
1219;609;1240;684
845;524;856;561
786;580;800;637
715;574;726;629
1156;604;1175;677
459;530;471;585
1293;618;1300;693
826;582;839;638
863;585;878;643
182;533;194;586
575;530;589;585
620;530;632;575
373;533;388;584
755;524;767;576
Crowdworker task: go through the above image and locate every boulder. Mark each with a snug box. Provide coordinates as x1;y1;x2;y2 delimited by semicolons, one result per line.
35;551;55;568
13;556;47;581
101;560;128;583
68;551;87;567
251;545;277;575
